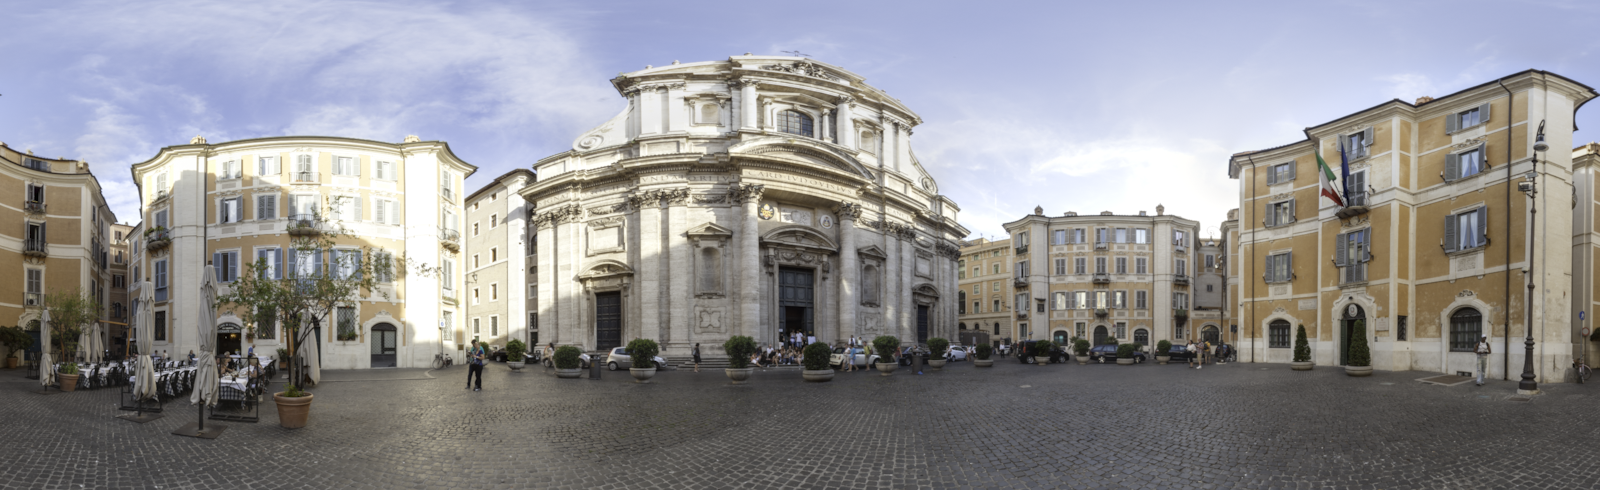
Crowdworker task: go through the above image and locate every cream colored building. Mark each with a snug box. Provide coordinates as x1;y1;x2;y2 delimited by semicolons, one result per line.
463;169;535;350
1569;143;1600;372
1227;70;1596;384
130;135;475;369
0;143;118;362
1005;206;1200;347
956;237;1013;345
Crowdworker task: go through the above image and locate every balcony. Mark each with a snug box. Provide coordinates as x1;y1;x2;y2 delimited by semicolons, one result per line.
441;188;456;201
439;227;461;252
1094;242;1108;250
1173;274;1189;285
292;171;320;183
23;237;48;259
23;200;45;214
1014;245;1028;255
1094;308;1108;317
1015;311;1027;319
287;214;326;236
1336;193;1370;219
24;292;42;307
1092;273;1111;284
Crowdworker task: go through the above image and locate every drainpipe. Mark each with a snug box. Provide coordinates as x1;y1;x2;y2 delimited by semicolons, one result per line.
1497;79;1512;379
1246;154;1257;363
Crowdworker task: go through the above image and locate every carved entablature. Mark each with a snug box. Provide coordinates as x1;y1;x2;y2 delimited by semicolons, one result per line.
761;60;842;82
532;204;583;229
878;220;916;241
935;241;961;260
693;193;727;205
835;94;855;105
726;78;761;89
836;202;864;221
1457;289;1476;298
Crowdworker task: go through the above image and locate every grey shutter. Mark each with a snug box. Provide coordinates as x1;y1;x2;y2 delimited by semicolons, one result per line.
1444;153;1459;182
213;253;223;281
350;251;363;279
1361;127;1374;157
1478;102;1491;123
1267;166;1279;185
264;195;277;220
1265;255;1276;282
1443;213;1458;252
1265;203;1277;227
354;197;363;222
1361;229;1373;263
1476;207;1488;246
286;250;297;278
273;249;284;279
259;157;269;176
1287;162;1297;180
353;157;361;176
1334;233;1348;267
1477;142;1488;169
1287;199;1296;223
313;250;323;276
1446;111;1459;133
1284;252;1292;282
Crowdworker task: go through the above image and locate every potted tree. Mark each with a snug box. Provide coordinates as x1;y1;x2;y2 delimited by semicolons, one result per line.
1345;320;1372;376
1291;324;1314;371
723;335;756;384
926;337;950;371
625;338;659;383
1156;340;1172;364
802;342;834;382
505;339;527;371
274;383;313;429
1033;340;1054;366
974;344;994;368
1115;343;1138;365
872;335;900;376
0;326;31;369
553;345;583;378
57;362;80;392
1074;339;1091;365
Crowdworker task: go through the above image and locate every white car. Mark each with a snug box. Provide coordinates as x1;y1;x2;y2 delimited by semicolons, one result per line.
941;347;969;362
604;347;669;370
830;346;881;369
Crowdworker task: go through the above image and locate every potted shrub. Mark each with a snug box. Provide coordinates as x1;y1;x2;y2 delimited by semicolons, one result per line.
0;326;31;369
505;339;527;371
872;335;900;376
57;362;80;392
723;335;756;384
802;342;834;382
1345;320;1372;377
1156;340;1172;364
1033;340;1053;366
553;345;583;378
926;337;950;371
625;338;659;383
1292;324;1314;371
974;344;994;367
273;383;314;429
1074;339;1091;365
1115;344;1137;365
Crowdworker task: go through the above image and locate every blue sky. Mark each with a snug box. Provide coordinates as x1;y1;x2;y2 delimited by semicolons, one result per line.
4;0;1600;240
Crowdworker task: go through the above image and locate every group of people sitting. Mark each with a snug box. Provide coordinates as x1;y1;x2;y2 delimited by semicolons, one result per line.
749;344;803;368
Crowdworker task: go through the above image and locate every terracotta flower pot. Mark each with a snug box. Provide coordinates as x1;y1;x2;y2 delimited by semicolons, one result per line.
725;367;753;384
58;372;79;392
274;392;314;429
802;369;834;382
6;357;18;369
629;367;657;383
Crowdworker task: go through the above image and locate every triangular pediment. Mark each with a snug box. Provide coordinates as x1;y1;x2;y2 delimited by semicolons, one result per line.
858;245;888;261
685;222;735;238
761;225;838;252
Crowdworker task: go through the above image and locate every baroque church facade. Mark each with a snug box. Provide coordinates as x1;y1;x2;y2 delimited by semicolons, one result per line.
522;56;967;355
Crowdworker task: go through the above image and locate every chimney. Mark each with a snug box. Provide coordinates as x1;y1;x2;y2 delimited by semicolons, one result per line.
1033;205;1043;216
1415;96;1435;105
1139;211;1147;216
1100;211;1113;216
1064;211;1077;216
404;135;421;143
1156;204;1165;216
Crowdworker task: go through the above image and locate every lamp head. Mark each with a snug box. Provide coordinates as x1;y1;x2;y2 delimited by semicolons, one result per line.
1534;133;1549;153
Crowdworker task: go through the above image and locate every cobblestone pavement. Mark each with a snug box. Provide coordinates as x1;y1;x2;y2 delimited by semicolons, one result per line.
4;359;1599;489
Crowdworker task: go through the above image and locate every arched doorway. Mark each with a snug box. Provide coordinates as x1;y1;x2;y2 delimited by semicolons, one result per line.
217;323;242;356
1340;304;1365;366
1093;325;1109;345
1053;330;1069;345
371;323;397;368
1134;328;1149;346
1202;325;1220;345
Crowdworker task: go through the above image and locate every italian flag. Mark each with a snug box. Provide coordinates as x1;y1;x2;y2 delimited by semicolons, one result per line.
1317;148;1345;207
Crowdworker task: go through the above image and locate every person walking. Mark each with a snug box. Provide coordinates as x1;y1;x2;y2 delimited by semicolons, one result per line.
1475;335;1492;386
1187;340;1199;368
692;343;702;373
466;340;485;391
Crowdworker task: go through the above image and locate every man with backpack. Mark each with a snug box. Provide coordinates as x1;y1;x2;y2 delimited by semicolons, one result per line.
466;340;486;391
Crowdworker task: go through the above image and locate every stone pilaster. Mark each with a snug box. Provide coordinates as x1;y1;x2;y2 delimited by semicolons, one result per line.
837;95;855;150
738;79;760;131
535;218;556;345
667;197;689;352
900;229;915;341
837;203;861;343
637;196;662;342
737;185;763;340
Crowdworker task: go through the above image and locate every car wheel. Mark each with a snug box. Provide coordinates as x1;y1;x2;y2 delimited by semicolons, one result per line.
608;362;618;371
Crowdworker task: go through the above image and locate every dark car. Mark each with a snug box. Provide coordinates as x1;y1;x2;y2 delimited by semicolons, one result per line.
1166;344;1196;362
897;346;932;366
1088;344;1147;363
1016;341;1065;364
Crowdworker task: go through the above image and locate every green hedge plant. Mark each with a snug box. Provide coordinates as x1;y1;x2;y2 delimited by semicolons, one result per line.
553;345;582;369
1033;340;1054;360
802;342;832;370
1348;320;1371;367
872;336;900;364
505;339;526;363
1116;343;1137;359
0;326;31;359
59;362;79;375
927;337;950;360
1073;339;1090;356
1156;340;1172;354
723;336;757;369
625;338;659;369
1293;325;1312;363
975;344;992;360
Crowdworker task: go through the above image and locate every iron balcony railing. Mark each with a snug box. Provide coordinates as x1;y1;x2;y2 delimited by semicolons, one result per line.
24;292;42;307
24;200;45;213
23;237;48;257
293;171;320;183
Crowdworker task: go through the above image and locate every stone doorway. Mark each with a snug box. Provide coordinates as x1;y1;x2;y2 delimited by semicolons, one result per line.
1202;326;1220;345
371;323;397;368
595;292;622;351
778;267;815;342
217;324;241;356
1093;325;1109;346
916;305;930;343
1340;304;1365;366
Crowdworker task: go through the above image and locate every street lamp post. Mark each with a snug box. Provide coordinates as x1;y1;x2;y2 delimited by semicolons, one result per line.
1519;121;1549;394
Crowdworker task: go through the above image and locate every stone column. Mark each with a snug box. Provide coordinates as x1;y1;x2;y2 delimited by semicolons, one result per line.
837;203;860;343
637;193;662;342
535;215;556;344
740;80;760;131
666;191;690;352
836;96;855;150
900;228;915;341
820;110;832;144
738;185;764;340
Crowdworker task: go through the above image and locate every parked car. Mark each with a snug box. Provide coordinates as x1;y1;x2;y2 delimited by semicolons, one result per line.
604;347;669;370
941;346;969;362
1088;344;1147;363
1166;344;1196;362
897;346;931;366
829;346;881;369
1015;341;1064;363
540;352;592;369
489;345;508;362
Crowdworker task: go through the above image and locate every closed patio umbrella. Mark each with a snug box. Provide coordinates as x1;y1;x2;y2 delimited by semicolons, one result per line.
134;283;157;402
39;310;54;389
190;266;220;409
77;329;89;363
303;331;321;386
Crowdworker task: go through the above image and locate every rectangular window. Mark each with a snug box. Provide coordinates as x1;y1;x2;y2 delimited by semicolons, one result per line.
1053;292;1068;310
490;316;499;336
1135;228;1148;244
1445;145;1486;182
220;160;241;179
154;311;167;341
491;248;498;262
1136;257;1147;274
256;307;276;340
1135;290;1147;309
1094;291;1108;309
1052;230;1067;245
1095;228;1107;245
1114;322;1126;339
1446;103;1489;133
333;156;358;176
27;183;45;206
993;299;1001;312
1074;258;1086;275
1267;161;1295;184
491;284;498;301
1173;292;1188;309
1336;229;1372;283
1115;257;1127;274
1266;200;1295;227
442;259;455;292
256;248;283;280
1017;232;1029;247
1175;259;1186;276
973;301;981;313
1113;228;1126;243
490;214;499;229
1054;259;1066;275
1347;169;1368;206
1113;291;1126;309
256;194;277;220
1269;323;1290;348
1264;252;1292;283
295;155;316;182
1074;291;1088;310
212;251;239;282
337;306;357;340
1094;257;1107;274
992;281;1000;292
1443;207;1488;252
1174;230;1187;247
973;284;981;296
1346;129;1371;159
155;260;169;302
375;160;395;181
219;197;241;224
1075;322;1086;339
1073;229;1086;243
257;156;280;176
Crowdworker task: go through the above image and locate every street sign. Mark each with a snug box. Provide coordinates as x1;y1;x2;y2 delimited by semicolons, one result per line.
1581;311;1586;321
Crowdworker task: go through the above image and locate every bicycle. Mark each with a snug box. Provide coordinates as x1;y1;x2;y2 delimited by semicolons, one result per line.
1575;357;1592;384
432;352;453;370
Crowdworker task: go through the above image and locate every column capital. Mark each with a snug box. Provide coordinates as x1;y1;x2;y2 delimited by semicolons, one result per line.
835;202;864;221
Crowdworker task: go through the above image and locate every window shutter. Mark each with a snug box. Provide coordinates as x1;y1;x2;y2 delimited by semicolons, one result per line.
1361;229;1373;263
1443;213;1458;253
390;200;401;225
374;200;386;224
353;157;361;176
1446;112;1459;133
1267;167;1279;185
263;195;277;220
1476;142;1488;168
1265;203;1277;227
354;197;363;222
313;250;323;276
258;157;268;176
1287;162;1297;180
1283;252;1292;282
1361;127;1374;156
1334;233;1348;267
1478;102;1491;123
1476;207;1488;245
1287;199;1296;223
286;250;297;278
351;251;363;279
273;249;284;279
1264;255;1276;282
1444;153;1459;182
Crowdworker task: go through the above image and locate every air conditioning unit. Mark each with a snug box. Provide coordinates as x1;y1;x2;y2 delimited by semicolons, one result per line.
24;296;38;306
